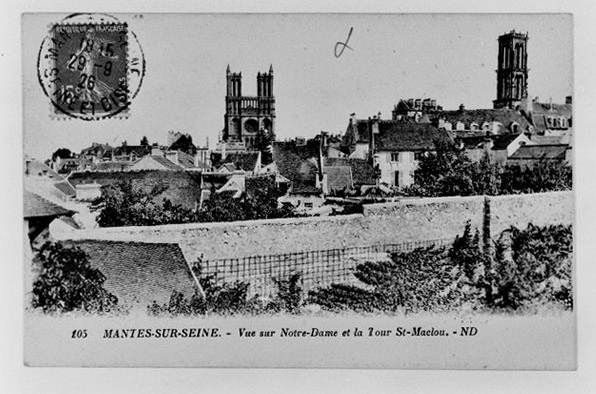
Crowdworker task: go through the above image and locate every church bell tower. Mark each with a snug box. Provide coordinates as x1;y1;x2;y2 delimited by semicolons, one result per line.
493;30;529;109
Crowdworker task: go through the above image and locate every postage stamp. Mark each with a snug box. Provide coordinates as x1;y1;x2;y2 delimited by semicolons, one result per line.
37;13;145;120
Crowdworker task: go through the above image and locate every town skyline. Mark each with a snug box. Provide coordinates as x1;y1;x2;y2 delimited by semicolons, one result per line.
23;13;572;160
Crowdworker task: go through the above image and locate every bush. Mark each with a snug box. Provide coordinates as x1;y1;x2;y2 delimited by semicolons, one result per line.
308;222;573;314
32;241;119;314
487;224;573;310
147;273;256;316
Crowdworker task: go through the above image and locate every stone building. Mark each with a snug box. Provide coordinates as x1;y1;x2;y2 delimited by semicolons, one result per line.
221;65;276;149
493;30;529;109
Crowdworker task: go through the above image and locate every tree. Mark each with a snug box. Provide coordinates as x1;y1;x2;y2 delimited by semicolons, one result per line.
51;148;73;162
408;140;476;197
253;128;273;165
32;241;118;313
95;181;197;227
140;136;149;146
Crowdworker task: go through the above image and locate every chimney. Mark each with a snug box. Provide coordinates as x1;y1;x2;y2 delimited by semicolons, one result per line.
349;112;356;125
459;103;465;112
565;96;572;104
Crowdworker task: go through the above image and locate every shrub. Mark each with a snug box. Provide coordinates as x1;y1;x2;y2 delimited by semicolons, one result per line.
308;222;573;314
487;224;573;310
147;273;255;316
32;241;119;314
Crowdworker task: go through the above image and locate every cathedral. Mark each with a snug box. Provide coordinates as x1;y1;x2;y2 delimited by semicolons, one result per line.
220;65;276;150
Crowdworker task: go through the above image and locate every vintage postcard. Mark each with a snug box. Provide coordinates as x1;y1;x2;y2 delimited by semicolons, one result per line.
22;13;575;369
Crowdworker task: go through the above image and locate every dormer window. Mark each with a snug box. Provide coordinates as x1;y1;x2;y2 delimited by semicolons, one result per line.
511;122;520;133
482;122;491;132
456;121;465;131
470;122;479;131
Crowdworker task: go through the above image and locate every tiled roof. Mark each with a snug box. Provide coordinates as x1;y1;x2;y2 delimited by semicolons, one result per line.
491;134;521;151
455;134;488;150
66;240;197;309
374;122;451;152
24;156;61;180
214;152;260;172
434;108;531;132
272;142;320;194
508;145;568;160
219;163;237;172
80;143;114;157
24;190;74;218
325;166;353;192
130;155;184;171
324;158;376;186
174;150;196;168
529;135;565;145
88;161;131;172
112;145;151;157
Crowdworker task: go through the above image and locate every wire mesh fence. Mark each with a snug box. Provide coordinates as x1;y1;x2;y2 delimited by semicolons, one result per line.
193;238;453;297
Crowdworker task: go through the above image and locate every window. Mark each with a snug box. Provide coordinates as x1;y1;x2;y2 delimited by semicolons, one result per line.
391;153;400;162
456;122;465;131
414;152;425;161
304;202;313;209
560;117;567;128
470;123;479;131
394;171;400;187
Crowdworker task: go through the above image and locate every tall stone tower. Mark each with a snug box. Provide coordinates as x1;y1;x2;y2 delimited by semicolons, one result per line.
493;30;529;109
222;65;276;149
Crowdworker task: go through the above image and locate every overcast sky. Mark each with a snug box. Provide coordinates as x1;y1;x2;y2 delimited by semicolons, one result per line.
23;13;572;160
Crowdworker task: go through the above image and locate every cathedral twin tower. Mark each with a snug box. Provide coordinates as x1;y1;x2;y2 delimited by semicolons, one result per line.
222;64;276;148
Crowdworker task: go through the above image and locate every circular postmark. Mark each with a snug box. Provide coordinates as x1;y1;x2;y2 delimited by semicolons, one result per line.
37;13;145;121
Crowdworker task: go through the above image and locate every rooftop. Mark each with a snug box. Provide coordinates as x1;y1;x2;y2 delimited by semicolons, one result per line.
24;191;74;219
66;240;197;309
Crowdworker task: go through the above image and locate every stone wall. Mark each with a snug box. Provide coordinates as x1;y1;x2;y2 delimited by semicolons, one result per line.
58;191;573;264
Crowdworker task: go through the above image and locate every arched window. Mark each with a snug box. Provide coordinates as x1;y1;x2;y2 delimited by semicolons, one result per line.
511;122;520;134
482;122;491;132
470;122;479;131
232;118;241;137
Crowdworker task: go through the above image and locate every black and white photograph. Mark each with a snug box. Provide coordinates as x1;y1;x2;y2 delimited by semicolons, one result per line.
17;11;580;371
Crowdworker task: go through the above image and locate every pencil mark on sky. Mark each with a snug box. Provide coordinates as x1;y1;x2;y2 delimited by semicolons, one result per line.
334;27;353;58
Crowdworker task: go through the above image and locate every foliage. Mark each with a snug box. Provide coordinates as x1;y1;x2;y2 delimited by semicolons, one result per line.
308;222;573;314
486;224;573;310
96;176;297;227
147;272;257;316
407;140;572;197
95;181;197;227
32;241;118;314
407;139;476;197
196;176;296;223
499;160;573;194
253;128;273;165
268;273;304;314
51;148;73;161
